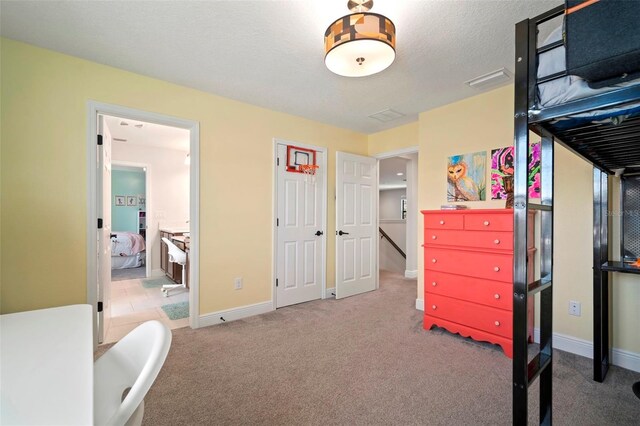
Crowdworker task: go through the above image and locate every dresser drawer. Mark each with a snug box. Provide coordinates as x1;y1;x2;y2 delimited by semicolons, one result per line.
464;213;512;232
424;214;463;230
424;229;513;251
425;248;513;283
424;271;513;310
426;294;513;339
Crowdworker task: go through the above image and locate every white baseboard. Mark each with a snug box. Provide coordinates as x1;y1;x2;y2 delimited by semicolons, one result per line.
612;348;640;373
404;270;418;279
198;301;273;327
533;328;640;373
151;268;165;278
416;298;424;311
324;287;336;299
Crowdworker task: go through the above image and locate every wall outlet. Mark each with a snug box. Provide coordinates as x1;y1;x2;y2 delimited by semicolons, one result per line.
234;277;243;290
569;300;581;316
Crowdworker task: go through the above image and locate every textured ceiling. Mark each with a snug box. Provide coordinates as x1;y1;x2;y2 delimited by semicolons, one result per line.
0;0;559;134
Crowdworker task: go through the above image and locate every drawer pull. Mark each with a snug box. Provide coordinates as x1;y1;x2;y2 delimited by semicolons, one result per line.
432;259;437;263
432;305;437;310
494;321;501;327
483;220;490;226
439;220;445;225
432;235;437;240
494;293;500;299
432;282;437;287
494;266;500;272
494;239;500;245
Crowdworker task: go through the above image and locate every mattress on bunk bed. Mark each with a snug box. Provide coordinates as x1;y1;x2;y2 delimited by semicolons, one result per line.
111;232;146;269
537;25;640;113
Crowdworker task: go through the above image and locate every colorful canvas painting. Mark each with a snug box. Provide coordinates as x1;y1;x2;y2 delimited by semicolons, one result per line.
447;151;486;201
491;141;541;200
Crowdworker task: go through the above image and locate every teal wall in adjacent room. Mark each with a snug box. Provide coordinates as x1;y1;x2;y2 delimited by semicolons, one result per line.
112;169;145;233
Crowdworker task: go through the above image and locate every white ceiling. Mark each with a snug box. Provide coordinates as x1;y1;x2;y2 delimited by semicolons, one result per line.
0;0;559;134
104;115;190;152
379;157;408;190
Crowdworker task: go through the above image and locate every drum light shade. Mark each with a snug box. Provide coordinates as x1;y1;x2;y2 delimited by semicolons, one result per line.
324;12;396;77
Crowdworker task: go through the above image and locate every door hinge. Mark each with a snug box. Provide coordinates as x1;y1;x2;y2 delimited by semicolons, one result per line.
97;301;103;312
277;157;280;166
277;218;279;226
97;134;103;146
276;278;279;287
97;218;103;229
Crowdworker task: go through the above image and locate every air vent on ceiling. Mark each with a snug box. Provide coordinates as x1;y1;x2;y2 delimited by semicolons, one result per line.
368;108;405;122
465;68;512;89
113;138;127;142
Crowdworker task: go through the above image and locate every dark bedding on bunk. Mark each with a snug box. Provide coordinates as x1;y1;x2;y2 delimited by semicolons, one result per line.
535;1;640;132
565;0;640;88
526;2;640;173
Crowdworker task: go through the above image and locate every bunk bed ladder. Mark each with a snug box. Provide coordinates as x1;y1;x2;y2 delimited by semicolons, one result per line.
513;13;558;425
593;168;609;382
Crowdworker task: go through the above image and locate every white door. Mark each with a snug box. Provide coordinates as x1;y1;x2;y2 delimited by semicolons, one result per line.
97;115;112;343
276;143;325;307
335;152;378;299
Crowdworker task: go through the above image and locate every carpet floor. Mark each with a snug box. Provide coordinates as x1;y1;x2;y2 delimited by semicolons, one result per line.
140;271;639;425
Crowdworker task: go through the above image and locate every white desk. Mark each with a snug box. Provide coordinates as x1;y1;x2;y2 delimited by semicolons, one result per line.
1;304;93;425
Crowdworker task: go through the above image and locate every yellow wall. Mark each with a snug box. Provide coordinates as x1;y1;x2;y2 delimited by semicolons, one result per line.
2;39;638;355
0;39;367;314
609;178;640;353
367;121;419;156
419;85;639;353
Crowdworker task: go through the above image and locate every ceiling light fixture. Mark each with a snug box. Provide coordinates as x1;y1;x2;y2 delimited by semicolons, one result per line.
397;172;404;176
324;0;396;77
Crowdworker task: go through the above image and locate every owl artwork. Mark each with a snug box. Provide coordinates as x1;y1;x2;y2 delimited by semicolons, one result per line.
447;152;486;202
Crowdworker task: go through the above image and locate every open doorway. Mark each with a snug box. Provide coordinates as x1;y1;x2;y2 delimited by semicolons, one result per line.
110;163;148;282
376;148;419;281
104;115;190;343
87;102;200;347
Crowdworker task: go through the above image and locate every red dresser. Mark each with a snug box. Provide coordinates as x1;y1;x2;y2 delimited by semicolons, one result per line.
422;209;535;358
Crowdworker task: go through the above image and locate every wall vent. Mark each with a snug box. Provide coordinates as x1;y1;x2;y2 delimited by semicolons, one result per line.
465;68;512;89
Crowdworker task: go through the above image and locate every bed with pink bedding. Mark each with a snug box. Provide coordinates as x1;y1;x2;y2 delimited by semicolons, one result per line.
111;232;146;269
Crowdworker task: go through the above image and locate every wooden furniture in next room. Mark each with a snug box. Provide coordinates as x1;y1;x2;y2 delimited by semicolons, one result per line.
160;229;189;288
422;209;535;358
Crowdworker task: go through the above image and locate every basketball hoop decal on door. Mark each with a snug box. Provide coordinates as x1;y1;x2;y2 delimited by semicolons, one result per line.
286;145;319;183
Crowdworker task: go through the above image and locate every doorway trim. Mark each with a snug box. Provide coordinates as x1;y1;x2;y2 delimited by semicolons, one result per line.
374;146;419;280
87;101;200;346
272;138;328;309
111;161;152;279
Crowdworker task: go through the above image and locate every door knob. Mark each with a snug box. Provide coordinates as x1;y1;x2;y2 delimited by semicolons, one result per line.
315;230;323;236
338;230;350;236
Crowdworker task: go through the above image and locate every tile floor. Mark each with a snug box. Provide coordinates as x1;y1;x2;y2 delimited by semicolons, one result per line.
103;277;190;344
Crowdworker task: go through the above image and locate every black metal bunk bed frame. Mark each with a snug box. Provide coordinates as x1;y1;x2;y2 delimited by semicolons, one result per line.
514;5;640;425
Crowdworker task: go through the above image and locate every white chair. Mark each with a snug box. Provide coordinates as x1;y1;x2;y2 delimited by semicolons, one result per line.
161;237;187;297
94;320;172;426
